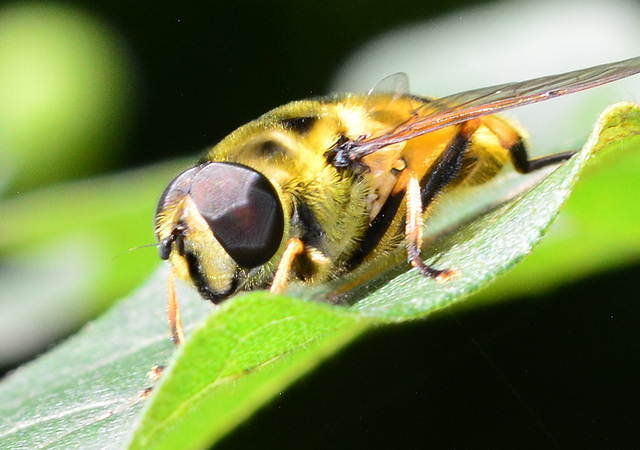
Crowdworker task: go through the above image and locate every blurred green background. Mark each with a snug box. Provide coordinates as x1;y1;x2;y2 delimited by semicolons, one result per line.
1;0;639;446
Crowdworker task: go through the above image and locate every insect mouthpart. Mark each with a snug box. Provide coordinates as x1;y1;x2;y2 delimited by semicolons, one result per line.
188;263;242;304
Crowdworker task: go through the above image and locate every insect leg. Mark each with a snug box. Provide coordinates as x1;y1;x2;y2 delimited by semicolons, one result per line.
270;238;304;293
405;174;460;282
509;140;576;173
167;266;185;345
405;122;479;282
483;116;576;173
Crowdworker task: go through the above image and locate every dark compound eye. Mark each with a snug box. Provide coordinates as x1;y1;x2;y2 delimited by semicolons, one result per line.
189;162;284;268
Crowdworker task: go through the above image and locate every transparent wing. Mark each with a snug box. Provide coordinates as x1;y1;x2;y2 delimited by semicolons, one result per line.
363;72;413;129
366;72;410;100
339;56;640;162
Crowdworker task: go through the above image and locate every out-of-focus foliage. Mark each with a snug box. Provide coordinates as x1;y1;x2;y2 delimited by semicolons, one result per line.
0;2;137;191
0;2;139;366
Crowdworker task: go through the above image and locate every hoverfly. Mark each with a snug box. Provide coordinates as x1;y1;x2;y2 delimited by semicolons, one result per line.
156;57;640;344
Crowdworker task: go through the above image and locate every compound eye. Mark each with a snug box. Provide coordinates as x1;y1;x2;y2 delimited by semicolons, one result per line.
190;162;284;268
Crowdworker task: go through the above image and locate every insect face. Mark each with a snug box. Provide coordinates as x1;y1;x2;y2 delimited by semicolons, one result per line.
156;162;284;302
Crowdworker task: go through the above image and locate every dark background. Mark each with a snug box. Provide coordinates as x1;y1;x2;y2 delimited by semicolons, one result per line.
87;0;471;170
10;0;640;447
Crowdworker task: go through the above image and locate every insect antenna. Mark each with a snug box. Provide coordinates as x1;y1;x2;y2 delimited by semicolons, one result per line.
113;242;161;260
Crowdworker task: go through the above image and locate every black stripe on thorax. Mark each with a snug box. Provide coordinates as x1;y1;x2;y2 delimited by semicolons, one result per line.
280;116;318;134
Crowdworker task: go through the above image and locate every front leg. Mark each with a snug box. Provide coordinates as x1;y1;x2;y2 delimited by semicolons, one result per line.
270;238;304;293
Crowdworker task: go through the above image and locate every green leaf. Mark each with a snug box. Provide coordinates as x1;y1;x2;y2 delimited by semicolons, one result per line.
471;102;640;301
129;292;369;449
0;267;185;449
1;102;639;449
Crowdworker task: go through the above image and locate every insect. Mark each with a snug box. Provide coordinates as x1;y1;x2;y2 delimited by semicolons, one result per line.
156;56;640;345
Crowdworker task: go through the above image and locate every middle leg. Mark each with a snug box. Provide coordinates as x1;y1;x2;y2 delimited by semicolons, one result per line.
404;120;480;282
